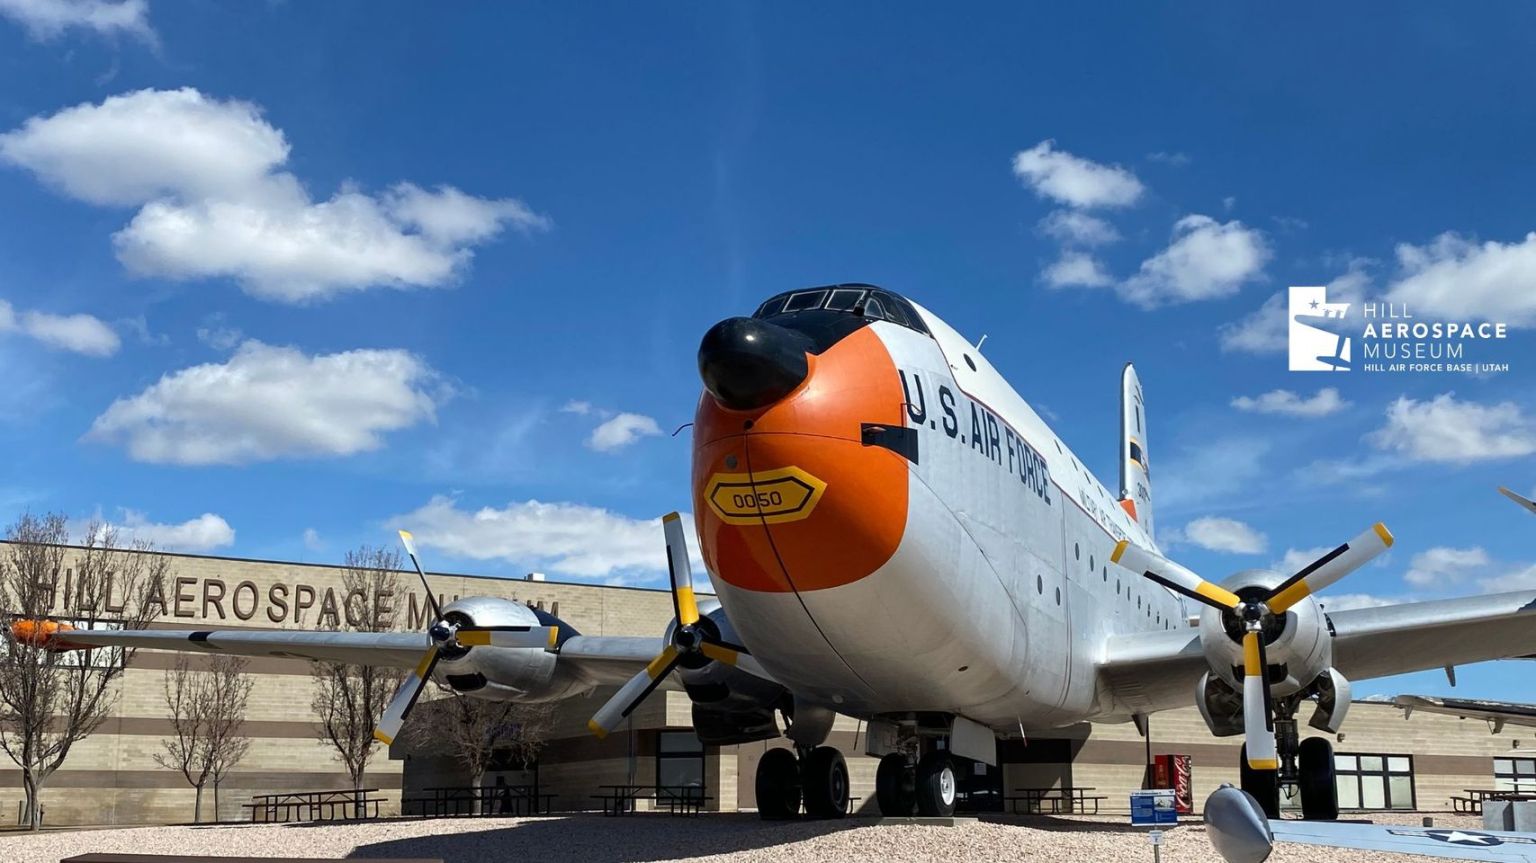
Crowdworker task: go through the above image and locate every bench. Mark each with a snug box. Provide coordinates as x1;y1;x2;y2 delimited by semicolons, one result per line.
1006;787;1107;815
242;788;386;823
401;785;555;818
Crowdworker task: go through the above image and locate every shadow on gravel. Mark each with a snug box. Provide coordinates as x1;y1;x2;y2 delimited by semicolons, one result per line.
979;814;1166;834
347;814;867;863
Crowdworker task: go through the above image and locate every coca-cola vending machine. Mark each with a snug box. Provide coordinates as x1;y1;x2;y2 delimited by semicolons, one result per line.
1151;754;1192;814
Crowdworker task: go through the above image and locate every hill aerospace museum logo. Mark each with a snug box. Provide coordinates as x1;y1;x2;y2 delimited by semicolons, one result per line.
1288;286;1511;374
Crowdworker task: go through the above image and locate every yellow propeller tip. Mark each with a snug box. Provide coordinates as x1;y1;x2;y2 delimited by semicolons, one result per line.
662;512;682;523
398;529;412;540
1373;522;1394;548
1110;540;1129;564
1248;759;1279;771
373;729;394;745
587;719;608;739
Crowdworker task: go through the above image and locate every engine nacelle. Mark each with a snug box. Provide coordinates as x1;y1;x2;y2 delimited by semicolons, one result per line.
673;598;788;745
432;596;588;702
1198;569;1332;698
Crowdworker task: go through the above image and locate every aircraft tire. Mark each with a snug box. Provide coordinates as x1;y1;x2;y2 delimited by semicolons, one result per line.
915;752;957;817
802;746;850;819
1239;744;1281;819
1298;737;1339;821
876;753;916;816
756;747;802;819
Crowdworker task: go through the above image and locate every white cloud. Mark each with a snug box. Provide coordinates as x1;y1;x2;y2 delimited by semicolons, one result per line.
0;0;152;42
1404;546;1489;588
1119;215;1270;307
1368;393;1536;464
559;400;594;415
1042;251;1114;289
1273;546;1332;575
86;340;447;465
1387;232;1536;326
302;527;323;552
195;320;242;350
588;412;662;452
0;298;119;356
1479;563;1536;594
1147;151;1190;167
0;88;546;303
1219;291;1287;353
1317;593;1398;612
386;495;700;581
1011;140;1144;209
1157;437;1270;511
1038;210;1119;247
1180;516;1266;554
1231;387;1349;418
1219;261;1369;353
112;511;234;552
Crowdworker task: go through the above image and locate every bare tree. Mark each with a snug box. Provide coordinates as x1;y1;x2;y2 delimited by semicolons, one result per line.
154;654;254;823
410;697;556;792
311;545;406;809
0;514;167;829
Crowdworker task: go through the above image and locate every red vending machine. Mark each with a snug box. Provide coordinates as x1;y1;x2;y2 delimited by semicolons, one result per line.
1151;754;1193;814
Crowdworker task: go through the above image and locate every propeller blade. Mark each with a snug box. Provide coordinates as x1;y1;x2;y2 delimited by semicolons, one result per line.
1265;523;1393;614
662;512;699;627
397;529;443;620
1111;540;1241;611
699;640;774;682
374;647;440;746
454;625;559;650
587;646;681;739
1500;486;1536;517
1241;631;1277;771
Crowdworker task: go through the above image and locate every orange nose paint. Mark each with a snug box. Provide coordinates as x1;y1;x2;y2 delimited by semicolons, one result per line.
9;619;79;650
692;326;909;593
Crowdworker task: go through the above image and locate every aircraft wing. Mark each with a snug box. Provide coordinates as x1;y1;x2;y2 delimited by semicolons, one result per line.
1207;784;1536;863
56;627;674;689
1394;695;1536;731
1100;591;1536;716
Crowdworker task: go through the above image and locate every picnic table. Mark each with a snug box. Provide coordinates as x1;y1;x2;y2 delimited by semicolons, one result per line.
1005;786;1107;815
1456;787;1536;814
242;788;385;822
401;785;556;818
591;784;713;816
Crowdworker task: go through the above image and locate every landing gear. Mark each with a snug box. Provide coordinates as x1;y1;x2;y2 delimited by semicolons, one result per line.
876;752;916;816
1298;737;1339;821
802;746;850;819
755;748;801;819
915;751;957;817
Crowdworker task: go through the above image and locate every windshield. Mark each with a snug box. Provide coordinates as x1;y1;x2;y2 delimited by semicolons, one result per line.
752;285;929;335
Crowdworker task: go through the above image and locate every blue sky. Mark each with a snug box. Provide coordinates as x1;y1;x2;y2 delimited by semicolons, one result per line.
1;3;1534;700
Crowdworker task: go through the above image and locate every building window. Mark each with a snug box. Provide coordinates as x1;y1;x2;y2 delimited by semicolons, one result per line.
1335;753;1415;810
1494;757;1536;793
656;730;705;799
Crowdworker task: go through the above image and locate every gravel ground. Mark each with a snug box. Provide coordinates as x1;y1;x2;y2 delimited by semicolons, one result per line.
0;811;1492;863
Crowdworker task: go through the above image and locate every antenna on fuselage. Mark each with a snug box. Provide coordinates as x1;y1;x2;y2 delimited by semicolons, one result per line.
975;334;989;350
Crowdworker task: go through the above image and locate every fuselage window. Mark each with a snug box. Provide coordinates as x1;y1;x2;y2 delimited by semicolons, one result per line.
1055;587;1061;606
1074;542;1080;560
1102;566;1107;582
1036;575;1043;594
1089;555;1095;571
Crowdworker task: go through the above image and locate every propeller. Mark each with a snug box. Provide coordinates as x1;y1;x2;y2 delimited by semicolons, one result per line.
1111;522;1393;776
586;512;769;739
372;530;559;746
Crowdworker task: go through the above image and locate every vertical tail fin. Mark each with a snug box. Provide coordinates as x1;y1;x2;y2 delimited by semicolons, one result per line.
1119;363;1154;541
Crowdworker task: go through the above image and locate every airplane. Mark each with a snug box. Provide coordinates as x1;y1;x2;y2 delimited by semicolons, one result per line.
1293;304;1356;371
1206;784;1536;862
15;283;1536;823
1394;695;1536;736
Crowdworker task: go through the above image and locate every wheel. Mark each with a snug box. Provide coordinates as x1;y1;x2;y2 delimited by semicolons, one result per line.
915;751;957;817
1239;744;1281;820
802;746;850;819
755;747;801;819
1298;737;1339;821
876;753;916;816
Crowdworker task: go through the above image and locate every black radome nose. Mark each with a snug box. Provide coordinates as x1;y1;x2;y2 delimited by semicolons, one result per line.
698;317;812;410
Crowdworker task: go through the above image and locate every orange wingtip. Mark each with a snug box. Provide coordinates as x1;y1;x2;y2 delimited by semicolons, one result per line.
1119;498;1138;521
9;619;82;650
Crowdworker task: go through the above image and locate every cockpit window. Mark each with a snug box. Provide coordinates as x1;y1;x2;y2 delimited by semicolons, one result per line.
750;284;930;336
783;290;828;313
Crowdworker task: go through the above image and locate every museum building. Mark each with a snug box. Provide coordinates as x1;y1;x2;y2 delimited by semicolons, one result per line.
0;543;1529;826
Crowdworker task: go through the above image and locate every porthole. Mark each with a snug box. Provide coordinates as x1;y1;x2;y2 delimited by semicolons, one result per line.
964;354;977;371
1137;596;1141;609
1089;555;1095;571
1074;542;1080;560
1116;580;1121;595
1055;587;1061;605
1054;440;1062;453
1102;567;1107;582
1037;575;1043;594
